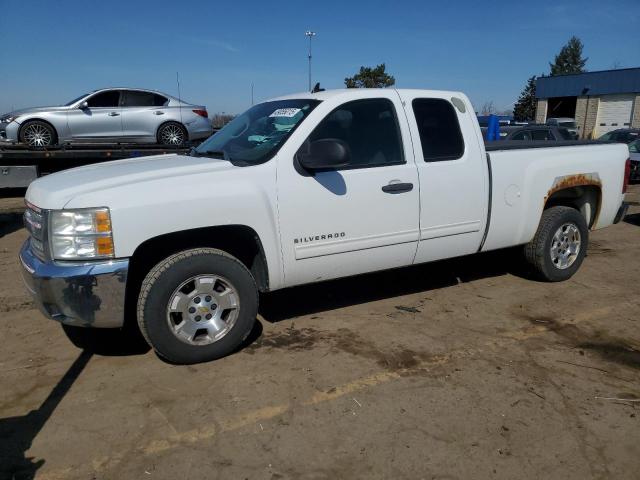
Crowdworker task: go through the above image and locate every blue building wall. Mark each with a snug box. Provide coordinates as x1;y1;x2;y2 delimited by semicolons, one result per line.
536;68;640;98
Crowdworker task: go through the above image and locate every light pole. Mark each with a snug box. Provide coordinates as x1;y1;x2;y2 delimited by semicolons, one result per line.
305;30;316;91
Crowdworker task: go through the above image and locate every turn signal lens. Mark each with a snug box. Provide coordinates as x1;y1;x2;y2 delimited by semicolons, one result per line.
95;210;112;233
96;236;115;256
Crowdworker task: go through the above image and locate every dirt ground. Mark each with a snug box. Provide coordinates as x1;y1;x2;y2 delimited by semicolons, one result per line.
0;186;639;480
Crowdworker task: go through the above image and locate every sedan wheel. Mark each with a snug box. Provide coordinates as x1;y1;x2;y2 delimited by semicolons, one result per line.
158;123;186;146
21;121;56;147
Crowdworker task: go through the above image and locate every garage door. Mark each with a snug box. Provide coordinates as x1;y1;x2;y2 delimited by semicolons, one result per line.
595;94;634;137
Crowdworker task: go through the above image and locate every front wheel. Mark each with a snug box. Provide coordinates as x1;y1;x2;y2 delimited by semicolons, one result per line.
137;248;258;364
524;206;589;282
19;120;57;148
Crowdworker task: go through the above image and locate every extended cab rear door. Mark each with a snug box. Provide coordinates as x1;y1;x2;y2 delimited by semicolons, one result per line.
398;91;488;263
275;90;420;287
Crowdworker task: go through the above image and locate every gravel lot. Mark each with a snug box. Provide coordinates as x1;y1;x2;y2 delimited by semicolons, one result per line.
1;186;639;480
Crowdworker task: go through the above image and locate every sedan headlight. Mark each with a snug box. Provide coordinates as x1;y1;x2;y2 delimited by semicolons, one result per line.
0;115;18;124
50;208;115;260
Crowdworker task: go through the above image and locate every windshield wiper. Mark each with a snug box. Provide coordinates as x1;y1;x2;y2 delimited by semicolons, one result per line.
189;147;255;167
190;148;230;160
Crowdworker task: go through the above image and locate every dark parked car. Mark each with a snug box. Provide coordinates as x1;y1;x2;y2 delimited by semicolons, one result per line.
628;138;640;182
598;128;639;144
502;125;577;141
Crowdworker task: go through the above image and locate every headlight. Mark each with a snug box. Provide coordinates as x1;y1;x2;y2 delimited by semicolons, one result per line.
0;115;18;124
50;208;114;260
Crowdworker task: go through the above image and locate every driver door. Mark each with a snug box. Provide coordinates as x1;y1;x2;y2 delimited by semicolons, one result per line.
67;90;123;142
276;91;420;287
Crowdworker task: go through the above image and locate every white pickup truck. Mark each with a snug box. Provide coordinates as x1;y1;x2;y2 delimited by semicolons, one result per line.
20;89;631;364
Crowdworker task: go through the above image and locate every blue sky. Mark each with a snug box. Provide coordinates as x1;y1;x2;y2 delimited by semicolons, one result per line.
1;0;639;115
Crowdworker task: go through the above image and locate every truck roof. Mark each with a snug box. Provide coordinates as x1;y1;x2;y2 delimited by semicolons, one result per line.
270;88;466;102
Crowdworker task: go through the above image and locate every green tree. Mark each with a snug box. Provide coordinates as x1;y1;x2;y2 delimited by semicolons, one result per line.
549;36;587;76
344;64;395;88
513;76;537;121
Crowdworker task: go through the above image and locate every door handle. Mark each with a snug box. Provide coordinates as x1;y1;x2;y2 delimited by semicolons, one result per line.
153;111;165;115
108;112;120;116
382;182;413;194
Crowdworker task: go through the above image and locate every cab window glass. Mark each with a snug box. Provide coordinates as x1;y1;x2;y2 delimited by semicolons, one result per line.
87;91;120;108
512;131;531;141
532;129;554;141
307;98;404;168
412;98;464;161
121;91;168;107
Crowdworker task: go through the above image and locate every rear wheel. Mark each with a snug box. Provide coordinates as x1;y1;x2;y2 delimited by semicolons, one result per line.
524;206;588;282
157;122;187;146
19;121;57;148
137;248;258;364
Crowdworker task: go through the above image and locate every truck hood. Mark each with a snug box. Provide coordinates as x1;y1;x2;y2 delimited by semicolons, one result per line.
26;154;238;209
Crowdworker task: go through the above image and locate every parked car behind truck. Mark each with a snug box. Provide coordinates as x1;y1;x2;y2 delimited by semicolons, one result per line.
20;88;630;364
0;88;212;148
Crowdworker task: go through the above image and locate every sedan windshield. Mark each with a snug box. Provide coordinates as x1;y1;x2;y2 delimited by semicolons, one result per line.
193;99;321;165
64;94;90;106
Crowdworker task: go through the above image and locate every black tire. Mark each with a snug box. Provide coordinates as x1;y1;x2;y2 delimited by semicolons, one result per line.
524;206;589;282
19;120;57;148
137;248;258;364
156;122;187;146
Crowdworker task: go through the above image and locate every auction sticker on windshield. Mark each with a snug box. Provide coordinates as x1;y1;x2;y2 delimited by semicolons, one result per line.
269;108;302;118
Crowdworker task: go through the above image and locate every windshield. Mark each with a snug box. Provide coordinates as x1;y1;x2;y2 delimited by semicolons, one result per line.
194;99;321;165
559;121;576;128
629;139;639;153
64;93;90;106
558;128;574;140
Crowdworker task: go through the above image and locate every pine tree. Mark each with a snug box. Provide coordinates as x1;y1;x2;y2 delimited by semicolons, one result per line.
344;64;395;88
549;36;588;76
513;76;537;122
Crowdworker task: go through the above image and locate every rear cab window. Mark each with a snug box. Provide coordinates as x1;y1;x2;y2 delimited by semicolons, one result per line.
412;98;464;161
531;129;555;141
512;130;531;141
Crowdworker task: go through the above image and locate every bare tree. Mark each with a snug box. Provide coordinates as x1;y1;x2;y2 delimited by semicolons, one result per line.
480;101;496;116
211;113;235;129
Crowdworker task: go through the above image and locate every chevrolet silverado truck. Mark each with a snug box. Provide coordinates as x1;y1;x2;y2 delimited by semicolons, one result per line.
20;89;631;364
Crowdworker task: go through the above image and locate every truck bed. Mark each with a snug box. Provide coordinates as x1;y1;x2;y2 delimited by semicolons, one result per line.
484;140;609;151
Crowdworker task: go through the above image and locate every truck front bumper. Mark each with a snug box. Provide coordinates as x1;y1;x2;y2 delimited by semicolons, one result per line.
19;240;129;328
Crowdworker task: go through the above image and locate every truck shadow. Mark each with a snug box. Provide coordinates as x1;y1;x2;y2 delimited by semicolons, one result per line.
0;351;92;480
0;212;24;238
624;212;640;227
259;248;529;323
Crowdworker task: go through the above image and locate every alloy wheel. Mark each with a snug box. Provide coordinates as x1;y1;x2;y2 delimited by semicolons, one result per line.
550;223;581;269
166;274;240;345
160;124;185;145
23;124;53;147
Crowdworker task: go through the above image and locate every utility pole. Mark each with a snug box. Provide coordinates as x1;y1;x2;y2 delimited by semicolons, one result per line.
305;30;316;91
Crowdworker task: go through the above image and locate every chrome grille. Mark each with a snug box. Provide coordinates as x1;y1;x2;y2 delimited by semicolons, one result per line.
24;203;47;260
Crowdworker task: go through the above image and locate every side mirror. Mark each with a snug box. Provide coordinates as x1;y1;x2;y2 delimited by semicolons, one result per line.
79;101;89;109
296;138;350;171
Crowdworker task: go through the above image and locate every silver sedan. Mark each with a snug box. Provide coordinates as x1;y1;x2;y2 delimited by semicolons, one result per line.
0;88;213;148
